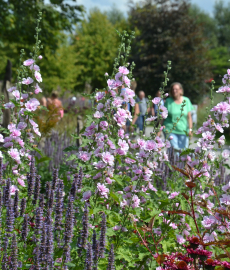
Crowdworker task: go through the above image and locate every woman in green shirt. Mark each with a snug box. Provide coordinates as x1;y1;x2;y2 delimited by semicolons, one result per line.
163;82;193;150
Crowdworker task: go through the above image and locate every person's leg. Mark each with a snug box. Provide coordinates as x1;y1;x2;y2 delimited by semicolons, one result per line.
178;135;189;150
142;115;145;134
139;116;143;131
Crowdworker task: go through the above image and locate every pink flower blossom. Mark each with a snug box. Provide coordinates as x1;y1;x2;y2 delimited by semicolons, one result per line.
159;105;168;119
152;97;161;104
99;121;108;130
95;92;105;101
222;182;230;192
12;90;20;100
118;139;129;152
8;148;20;161
22;93;28;99
102;151;114;166
118;66;129;75
113;225;121;231
30;64;40;71
104;72;108;76
168;192;180;199
94;111;104;119
131;195;140;208
0;134;4;143
7;86;17;93
201;216;216;229
220;194;230;205
82;190;92;201
22;77;34;85
34;71;42;82
10;185;19;195
34;83;42;94
18;178;26;187
222;149;230;159
97;103;104;110
10;128;21;138
176;234;186;244
146;116;157;122
38;55;43;60
97;183;109;199
18;122;27;130
3;142;13;148
78;151;91;162
4;102;15;109
25;98;40;111
23;59;35;66
123;76;130;87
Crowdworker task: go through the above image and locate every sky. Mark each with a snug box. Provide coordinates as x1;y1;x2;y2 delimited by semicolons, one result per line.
76;0;218;15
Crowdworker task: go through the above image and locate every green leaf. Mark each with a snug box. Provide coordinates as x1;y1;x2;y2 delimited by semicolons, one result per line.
113;175;123;186
35;156;51;164
63;146;79;152
180;148;194;156
106;228;116;236
65;262;76;267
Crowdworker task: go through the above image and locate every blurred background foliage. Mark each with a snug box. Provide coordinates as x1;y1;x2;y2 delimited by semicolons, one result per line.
0;0;230;103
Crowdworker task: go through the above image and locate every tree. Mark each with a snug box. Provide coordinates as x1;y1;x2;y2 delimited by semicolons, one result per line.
72;9;121;91
214;1;230;47
129;0;212;103
0;0;83;50
0;0;83;85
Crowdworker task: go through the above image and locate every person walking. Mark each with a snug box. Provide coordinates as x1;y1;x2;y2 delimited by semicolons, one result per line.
136;91;150;133
163;82;193;151
47;91;64;121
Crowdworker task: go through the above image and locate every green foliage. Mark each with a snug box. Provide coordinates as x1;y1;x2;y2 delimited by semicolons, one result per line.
129;0;212;103
72;9;120;91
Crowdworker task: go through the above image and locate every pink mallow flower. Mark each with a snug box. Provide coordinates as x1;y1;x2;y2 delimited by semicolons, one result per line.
152;97;161;104
34;71;42;83
131;195;140;208
97;183;109;199
4;102;15;109
25;98;40;111
0;134;4;143
38;55;43;60
176;234;186;244
18;178;26;187
99;121;108;130
8;148;20;161
23;59;35;66
78;151;91;162
118;66;129;75
220;194;230;205
168;192;180;199
22;77;34;85
102;151;114;166
201;216;216;229
34;83;42;94
12;90;20;100
82;190;92;201
10;185;19;195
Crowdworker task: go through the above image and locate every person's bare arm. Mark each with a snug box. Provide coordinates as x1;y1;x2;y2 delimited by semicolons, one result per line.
132;103;140;126
187;111;193;137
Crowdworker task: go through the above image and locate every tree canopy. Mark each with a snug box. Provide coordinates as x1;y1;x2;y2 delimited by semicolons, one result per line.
129;0;212;103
